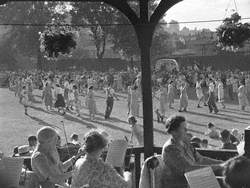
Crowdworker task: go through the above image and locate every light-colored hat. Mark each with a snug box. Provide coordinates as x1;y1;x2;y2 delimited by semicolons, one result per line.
18;145;30;155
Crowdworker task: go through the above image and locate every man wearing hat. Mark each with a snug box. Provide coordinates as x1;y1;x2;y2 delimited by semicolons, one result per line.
104;84;119;120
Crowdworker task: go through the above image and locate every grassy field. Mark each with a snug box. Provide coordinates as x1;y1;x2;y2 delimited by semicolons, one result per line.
0;88;249;156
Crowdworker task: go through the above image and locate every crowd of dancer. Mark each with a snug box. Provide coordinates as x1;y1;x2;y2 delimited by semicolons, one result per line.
6;64;250;124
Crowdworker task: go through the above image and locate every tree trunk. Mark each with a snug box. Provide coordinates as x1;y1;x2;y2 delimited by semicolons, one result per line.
96;35;106;59
37;48;43;71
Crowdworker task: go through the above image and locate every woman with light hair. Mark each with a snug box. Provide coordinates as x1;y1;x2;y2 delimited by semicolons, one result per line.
71;130;132;188
31;126;80;188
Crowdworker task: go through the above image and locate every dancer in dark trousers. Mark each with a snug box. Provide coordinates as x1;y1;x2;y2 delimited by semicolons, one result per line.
207;79;219;114
104;85;119;119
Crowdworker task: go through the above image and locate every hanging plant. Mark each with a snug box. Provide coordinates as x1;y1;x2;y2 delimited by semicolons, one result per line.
216;13;250;52
39;19;78;60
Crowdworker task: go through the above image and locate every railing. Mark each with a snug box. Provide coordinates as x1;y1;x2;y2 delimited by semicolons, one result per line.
127;146;238;188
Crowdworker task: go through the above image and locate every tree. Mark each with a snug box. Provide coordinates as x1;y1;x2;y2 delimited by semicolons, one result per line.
71;2;117;59
0;2;66;69
151;25;174;58
217;12;250;51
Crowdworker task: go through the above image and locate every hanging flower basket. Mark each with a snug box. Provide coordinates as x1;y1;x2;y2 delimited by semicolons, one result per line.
39;20;78;60
216;13;250;51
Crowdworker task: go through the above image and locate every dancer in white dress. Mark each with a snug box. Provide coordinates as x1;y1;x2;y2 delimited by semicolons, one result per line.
196;78;204;108
238;80;249;111
217;79;226;109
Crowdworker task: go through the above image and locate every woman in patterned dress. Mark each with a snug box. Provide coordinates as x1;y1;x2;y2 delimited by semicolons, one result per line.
218;79;226;109
167;80;175;109
71;130;132;188
20;85;29;115
86;86;97;120
129;85;140;117
179;81;188;112
42;82;53;111
195;78;204;108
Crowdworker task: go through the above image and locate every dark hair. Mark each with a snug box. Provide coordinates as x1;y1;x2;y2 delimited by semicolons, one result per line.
83;130;107;153
165;115;186;134
73;85;77;89
28;136;37;143
191;137;201;144
202;139;208;144
128;116;137;124
221;129;231;141
223;156;250;188
70;133;78;141
208;122;215;129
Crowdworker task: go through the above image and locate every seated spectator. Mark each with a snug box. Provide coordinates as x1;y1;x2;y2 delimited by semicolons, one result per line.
162;115;223;188
205;122;220;139
128;116;143;146
220;129;237;150
31;126;79;188
28;135;37;152
201;139;209;149
190;136;201;148
12;146;19;157
186;132;193;142
70;133;81;147
230;129;240;145
223;156;250;188
71;130;132;188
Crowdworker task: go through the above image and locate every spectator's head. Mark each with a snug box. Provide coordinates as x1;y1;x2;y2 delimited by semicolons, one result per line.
190;137;201;148
231;129;240;139
28;136;37;148
73;85;77;90
165;115;187;141
186;132;193;142
201;139;208;148
223;156;250;188
220;129;231;143
132;85;138;90
37;126;58;152
70;133;79;142
88;85;93;90
208;122;215;130
13;146;19;156
83;130;108;155
128;116;137;125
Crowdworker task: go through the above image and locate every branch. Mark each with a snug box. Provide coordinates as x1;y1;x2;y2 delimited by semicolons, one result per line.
150;0;182;26
103;0;140;25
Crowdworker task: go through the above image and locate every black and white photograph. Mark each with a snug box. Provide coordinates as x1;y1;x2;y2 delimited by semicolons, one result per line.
0;0;250;187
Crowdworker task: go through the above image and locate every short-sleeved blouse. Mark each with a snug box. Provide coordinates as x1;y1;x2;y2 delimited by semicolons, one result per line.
71;156;129;188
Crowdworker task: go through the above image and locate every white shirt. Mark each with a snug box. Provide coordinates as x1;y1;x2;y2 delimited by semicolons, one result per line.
209;82;215;92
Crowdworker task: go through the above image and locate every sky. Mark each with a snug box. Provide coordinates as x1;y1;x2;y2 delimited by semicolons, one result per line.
163;0;250;31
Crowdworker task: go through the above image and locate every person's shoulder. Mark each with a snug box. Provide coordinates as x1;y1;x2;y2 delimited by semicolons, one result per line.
162;139;177;151
31;151;47;162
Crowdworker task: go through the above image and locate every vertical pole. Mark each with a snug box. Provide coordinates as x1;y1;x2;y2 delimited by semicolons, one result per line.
140;42;154;159
244;127;250;158
137;0;154;160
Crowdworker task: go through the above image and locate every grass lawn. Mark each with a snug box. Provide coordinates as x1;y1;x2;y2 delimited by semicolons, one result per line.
0;88;249;156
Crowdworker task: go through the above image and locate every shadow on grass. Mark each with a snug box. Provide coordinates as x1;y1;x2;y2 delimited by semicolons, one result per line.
185;110;249;125
29;105;54;115
27;114;62;130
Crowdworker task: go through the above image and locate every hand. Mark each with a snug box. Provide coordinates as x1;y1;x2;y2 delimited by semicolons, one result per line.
123;171;132;181
76;148;85;159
